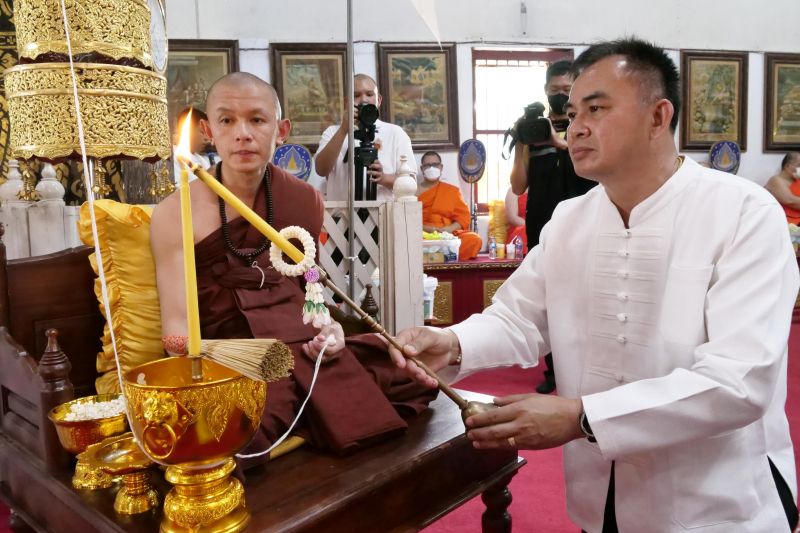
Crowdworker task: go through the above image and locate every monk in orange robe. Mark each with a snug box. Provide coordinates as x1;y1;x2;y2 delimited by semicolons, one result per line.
417;151;482;260
765;152;800;224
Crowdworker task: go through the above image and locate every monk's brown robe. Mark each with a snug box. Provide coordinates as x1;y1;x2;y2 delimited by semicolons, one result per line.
195;163;437;470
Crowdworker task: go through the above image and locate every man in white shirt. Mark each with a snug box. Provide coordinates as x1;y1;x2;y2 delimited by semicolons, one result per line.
314;74;416;202
389;38;799;533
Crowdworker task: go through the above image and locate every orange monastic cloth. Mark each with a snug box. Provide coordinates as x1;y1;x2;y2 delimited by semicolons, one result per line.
507;191;528;251
419;182;482;260
785;180;800;225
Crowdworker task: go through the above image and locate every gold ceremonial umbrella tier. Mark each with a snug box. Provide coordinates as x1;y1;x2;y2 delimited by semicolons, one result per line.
14;0;154;68
3;62;172;162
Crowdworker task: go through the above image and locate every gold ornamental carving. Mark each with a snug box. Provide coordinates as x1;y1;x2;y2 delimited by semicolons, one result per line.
163;459;247;531
5;62;171;161
433;281;453;325
123;378;266;444
483;280;506;309
14;0;153;68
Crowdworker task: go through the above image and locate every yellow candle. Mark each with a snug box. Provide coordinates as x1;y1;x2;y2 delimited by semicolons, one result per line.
178;155;306;265
179;168;202;357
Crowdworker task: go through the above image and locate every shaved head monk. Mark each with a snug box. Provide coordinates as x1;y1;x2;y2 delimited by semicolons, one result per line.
150;72;436;471
417;151;482;259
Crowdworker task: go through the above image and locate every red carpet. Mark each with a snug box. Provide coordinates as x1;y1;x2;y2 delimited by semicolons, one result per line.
4;327;800;532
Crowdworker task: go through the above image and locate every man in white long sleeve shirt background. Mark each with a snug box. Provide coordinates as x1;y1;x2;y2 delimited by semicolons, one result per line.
389;38;799;533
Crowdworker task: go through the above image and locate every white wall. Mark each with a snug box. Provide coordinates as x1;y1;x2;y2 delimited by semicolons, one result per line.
167;0;799;192
167;0;800;53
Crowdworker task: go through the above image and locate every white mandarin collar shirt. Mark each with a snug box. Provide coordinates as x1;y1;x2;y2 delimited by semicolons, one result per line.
314;119;416;202
446;157;799;533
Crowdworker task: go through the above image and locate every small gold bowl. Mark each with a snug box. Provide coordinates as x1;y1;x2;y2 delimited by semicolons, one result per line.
48;394;130;454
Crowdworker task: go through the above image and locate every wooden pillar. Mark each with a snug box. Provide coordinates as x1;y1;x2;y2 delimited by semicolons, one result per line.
380;200;423;335
0;203;30;259
0;223;10;329
37;329;74;473
27;201;67;257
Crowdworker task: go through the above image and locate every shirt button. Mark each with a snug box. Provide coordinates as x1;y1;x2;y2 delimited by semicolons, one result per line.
620;230;631;238
615;373;625;382
618;250;629;258
617;334;627;344
617;313;627;322
617;292;628;301
617;270;629;278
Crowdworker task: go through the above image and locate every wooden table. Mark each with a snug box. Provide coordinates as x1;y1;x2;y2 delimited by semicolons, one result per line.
0;391;525;533
424;257;523;326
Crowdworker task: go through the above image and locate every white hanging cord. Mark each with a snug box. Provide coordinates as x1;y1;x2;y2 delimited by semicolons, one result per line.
57;0;123;389
236;335;334;459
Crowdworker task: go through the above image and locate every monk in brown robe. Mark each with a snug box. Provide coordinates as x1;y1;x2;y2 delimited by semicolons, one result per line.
417;151;483;259
150;73;437;471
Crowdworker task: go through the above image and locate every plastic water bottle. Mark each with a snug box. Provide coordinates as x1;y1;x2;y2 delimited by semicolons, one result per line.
515;236;524;260
489;236;497;259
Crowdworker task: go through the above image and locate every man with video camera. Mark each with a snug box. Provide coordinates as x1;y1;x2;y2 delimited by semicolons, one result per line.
315;74;416;201
509;59;597;395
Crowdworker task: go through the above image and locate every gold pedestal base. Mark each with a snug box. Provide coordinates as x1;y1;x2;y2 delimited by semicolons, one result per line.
161;459;249;533
115;471;159;515
73;454;117;490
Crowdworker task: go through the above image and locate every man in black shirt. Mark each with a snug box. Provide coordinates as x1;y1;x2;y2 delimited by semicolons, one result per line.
509;59;596;394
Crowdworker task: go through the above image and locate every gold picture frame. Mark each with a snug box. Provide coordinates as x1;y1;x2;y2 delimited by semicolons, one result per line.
377;43;460;151
765;53;800;152
270;43;346;153
680;50;748;151
167;40;239;142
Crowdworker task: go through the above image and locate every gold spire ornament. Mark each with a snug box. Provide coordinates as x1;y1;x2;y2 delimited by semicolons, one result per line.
159;163;175;195
17;160;41;201
90;163;112;198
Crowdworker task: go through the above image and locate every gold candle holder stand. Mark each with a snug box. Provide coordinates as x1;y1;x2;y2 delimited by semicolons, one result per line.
85;432;159;515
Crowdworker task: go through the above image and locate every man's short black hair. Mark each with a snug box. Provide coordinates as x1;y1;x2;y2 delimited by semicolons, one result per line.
782;152;800;170
421;151;442;164
570;37;681;133
546;60;572;85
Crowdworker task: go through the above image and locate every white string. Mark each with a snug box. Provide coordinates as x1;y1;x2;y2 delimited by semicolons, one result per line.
57;0;123;389
236;335;334;459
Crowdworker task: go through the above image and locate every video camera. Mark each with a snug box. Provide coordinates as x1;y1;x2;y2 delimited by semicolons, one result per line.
515;102;570;145
353;102;379;200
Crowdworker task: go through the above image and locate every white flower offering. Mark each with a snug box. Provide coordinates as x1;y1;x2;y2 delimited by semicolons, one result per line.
63;397;125;421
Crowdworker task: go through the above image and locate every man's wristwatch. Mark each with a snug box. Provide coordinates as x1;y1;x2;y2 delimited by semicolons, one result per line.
579;412;596;443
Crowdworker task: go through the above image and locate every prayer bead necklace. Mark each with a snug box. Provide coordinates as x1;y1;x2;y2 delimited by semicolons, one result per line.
216;164;274;267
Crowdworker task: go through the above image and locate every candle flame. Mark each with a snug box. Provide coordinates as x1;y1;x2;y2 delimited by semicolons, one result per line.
176;108;193;163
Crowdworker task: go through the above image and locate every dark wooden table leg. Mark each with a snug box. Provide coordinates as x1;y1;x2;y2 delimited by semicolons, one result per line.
8;511;35;533
481;473;517;533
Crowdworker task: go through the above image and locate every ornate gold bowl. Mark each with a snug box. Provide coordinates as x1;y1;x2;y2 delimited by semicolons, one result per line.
4;62;171;162
122;357;267;533
47;393;129;454
14;0;154;68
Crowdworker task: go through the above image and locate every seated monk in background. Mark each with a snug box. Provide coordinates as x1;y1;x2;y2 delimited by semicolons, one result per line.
150;73;437;472
417;151;482;259
765;152;800;224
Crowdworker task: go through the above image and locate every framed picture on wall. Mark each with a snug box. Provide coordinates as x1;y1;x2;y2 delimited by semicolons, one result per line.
377;43;460;151
765;53;800;152
168;40;239;137
680;50;748;151
270;43;346;153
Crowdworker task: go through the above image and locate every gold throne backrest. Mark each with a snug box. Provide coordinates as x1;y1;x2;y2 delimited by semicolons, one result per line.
78;201;164;394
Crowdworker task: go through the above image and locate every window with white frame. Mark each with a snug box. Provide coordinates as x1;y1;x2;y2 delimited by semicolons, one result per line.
472;49;573;207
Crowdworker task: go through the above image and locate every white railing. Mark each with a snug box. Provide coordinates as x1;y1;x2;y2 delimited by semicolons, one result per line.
320;199;423;335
